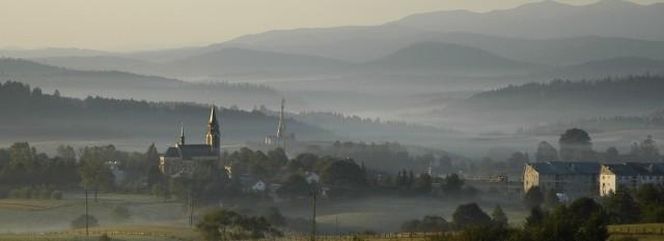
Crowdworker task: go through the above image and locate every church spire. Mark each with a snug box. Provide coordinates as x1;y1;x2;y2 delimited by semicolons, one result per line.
178;122;185;146
205;105;221;153
277;98;286;138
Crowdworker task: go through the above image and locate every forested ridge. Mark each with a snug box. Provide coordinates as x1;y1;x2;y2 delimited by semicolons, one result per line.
0;81;329;142
465;75;664;111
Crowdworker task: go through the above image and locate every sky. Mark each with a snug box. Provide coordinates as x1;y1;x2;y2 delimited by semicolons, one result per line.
1;0;662;51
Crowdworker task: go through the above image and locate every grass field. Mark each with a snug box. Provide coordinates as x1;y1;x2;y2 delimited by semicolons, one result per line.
1;223;664;241
0;193;188;233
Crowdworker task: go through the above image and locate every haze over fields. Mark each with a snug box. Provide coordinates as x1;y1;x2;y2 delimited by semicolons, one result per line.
2;0;664;157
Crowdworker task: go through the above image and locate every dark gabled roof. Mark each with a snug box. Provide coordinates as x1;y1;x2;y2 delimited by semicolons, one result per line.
606;163;664;176
604;163;640;176
165;147;180;158
163;144;217;159
530;162;600;175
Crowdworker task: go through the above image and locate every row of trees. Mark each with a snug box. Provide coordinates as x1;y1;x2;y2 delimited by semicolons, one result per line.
419;198;609;241
536;128;660;162
402;204;508;233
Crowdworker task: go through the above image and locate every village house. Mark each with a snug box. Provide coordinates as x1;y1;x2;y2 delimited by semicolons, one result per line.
599;162;664;196
523;162;600;197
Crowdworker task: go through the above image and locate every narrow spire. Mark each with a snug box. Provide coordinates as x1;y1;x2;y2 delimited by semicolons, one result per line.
179;122;185;145
209;105;218;124
277;98;286;138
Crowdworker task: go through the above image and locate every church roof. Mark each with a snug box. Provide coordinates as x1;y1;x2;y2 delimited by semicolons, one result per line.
164;144;217;159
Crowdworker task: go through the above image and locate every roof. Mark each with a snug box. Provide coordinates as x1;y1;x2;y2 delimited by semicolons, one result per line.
529;162;600;175
604;163;664;176
163;144;217;159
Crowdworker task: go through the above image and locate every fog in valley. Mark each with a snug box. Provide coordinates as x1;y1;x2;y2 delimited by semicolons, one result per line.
2;1;664;240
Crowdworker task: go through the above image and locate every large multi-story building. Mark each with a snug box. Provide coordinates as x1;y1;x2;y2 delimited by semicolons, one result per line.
599;162;664;196
523;162;600;198
159;106;221;177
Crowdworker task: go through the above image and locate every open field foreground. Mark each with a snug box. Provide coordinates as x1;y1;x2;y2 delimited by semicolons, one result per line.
2;224;664;241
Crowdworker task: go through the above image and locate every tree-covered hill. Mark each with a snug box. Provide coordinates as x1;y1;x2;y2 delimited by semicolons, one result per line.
0;58;282;110
447;75;664;122
0;81;330;145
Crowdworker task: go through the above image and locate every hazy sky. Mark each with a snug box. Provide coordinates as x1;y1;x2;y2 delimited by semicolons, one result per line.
1;0;662;51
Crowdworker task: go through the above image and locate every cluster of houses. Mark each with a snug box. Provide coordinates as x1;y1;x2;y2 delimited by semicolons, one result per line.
524;161;664;198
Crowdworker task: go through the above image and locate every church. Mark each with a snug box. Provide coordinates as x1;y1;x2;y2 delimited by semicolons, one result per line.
159;106;221;177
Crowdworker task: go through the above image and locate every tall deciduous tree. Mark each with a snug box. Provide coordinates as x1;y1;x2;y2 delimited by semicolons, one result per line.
536;141;558;162
559;128;594;161
452;203;491;228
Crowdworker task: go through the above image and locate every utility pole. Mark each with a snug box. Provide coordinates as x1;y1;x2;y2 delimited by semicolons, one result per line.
188;189;194;227
85;188;89;237
311;190;317;241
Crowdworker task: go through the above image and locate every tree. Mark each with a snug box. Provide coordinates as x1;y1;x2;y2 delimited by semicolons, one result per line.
442;174;464;195
56;145;76;162
536;141;558;162
197;209;242;241
491;205;508;227
414;173;432;194
544;189;560;208
320;159;366;187
277;174;311;198
605;147;620;163
452;203;491;228
524;187;544;209
559;128;594;161
79;146;116;201
197;209;281;240
632;135;660;161
602;191;640;224
145;144;162;187
262;207;286;227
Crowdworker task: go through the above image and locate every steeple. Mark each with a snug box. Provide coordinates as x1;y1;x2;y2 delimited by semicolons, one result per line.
276;98;286;138
205;105;221;153
178;122;185;146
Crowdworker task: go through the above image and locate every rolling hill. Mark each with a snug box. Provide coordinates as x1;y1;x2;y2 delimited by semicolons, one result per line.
0;58;282;109
391;0;664;41
366;42;538;75
160;48;352;78
447;75;664;123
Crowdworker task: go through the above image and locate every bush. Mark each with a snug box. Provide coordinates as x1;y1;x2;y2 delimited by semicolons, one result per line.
7;186;60;200
99;233;111;241
71;214;99;229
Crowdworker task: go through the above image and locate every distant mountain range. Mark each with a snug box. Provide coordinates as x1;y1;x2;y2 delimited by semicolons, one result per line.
392;0;664;41
365;42;539;75
0;0;659;80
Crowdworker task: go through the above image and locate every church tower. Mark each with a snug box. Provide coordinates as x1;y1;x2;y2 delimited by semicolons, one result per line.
205;106;221;153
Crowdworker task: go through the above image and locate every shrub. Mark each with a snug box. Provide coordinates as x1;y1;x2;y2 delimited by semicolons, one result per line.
99;233;111;241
